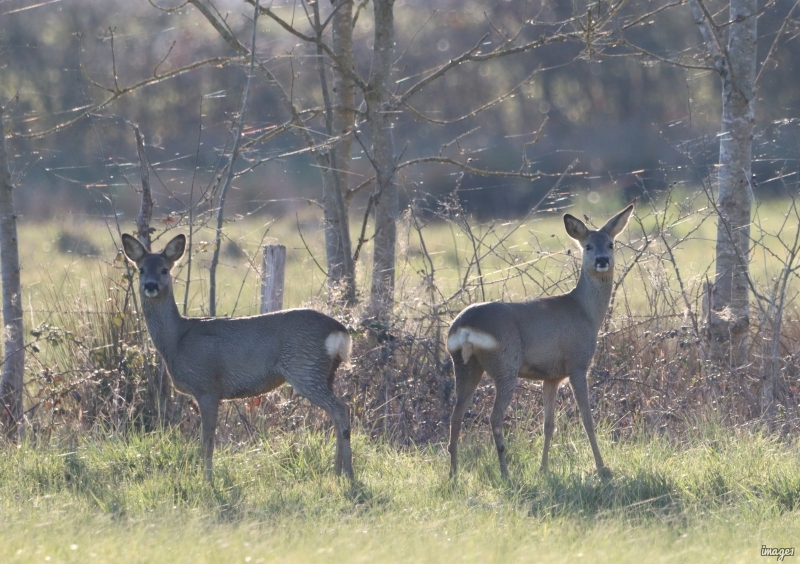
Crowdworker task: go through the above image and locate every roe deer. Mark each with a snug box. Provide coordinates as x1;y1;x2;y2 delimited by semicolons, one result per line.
446;205;634;479
121;233;354;481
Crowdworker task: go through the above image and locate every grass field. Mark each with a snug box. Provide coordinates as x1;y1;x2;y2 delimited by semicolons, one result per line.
21;192;794;320
2;424;799;563
16;207;674;338
6;192;800;562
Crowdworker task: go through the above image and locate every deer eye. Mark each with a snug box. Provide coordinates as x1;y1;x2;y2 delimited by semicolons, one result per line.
161;268;169;275
138;267;144;274
585;244;593;251
608;243;614;249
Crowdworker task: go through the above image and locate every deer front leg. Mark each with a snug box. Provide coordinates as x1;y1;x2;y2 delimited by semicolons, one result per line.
197;395;220;482
569;369;610;478
540;378;560;473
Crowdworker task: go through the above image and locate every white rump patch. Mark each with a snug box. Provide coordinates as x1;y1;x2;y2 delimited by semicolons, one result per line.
325;331;352;365
447;327;498;363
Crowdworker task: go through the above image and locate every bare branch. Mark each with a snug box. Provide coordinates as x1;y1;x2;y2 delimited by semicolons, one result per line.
188;0;243;53
351;193;375;263
403;66;543;126
688;0;733;78
394;34;489;107
15;56;238;139
607;39;713;71
755;0;800;87
244;0;369;91
188;0;344;170
108;27;121;93
397;156;548;181
620;0;686;31
154;41;178;78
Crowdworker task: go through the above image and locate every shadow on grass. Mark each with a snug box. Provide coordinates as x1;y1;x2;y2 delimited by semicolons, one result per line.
63;452;128;518
513;469;679;519
41;429;800;524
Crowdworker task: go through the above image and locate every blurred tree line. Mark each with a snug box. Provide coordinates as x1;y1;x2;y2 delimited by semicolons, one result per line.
0;0;795;221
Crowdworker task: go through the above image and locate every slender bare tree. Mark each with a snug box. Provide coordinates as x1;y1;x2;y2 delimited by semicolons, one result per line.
364;0;398;321
0;104;25;439
322;0;357;304
690;0;756;368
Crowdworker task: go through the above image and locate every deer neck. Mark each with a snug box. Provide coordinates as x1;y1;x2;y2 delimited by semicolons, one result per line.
572;268;614;331
140;288;185;359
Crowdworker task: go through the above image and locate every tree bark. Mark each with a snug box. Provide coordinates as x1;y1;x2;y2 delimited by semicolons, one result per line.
366;0;398;321
691;0;756;368
0;108;25;439
322;0;357;304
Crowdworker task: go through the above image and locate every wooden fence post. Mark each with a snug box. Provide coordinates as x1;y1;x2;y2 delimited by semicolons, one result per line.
261;244;286;313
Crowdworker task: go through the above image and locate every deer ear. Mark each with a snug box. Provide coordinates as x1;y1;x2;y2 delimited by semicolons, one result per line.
564;214;589;242
162;234;186;263
121;234;147;263
601;204;634;239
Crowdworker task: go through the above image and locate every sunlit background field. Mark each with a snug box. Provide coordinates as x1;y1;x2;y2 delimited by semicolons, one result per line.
19;189;792;320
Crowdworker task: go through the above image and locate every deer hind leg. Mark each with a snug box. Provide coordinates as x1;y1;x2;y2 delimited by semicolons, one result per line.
569;369;609;477
294;376;353;480
540;378;561;473
196;394;220;482
489;374;517;480
448;355;482;478
326;361;345;475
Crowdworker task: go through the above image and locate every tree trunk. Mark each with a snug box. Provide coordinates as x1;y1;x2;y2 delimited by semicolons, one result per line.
366;0;398;321
322;0;357;304
710;0;756;367
692;0;756;368
0;109;25;439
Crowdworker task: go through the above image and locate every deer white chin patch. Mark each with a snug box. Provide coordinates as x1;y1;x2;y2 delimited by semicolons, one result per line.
144;289;159;298
595;265;609;273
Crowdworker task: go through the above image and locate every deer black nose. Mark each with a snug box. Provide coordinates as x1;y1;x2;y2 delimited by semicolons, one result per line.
595;257;610;269
143;282;159;294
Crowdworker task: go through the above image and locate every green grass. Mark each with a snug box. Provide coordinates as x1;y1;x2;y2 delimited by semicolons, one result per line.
2;424;799;563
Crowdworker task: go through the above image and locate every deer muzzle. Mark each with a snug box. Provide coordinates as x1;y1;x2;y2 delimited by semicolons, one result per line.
143;282;160;297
